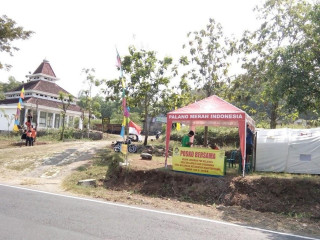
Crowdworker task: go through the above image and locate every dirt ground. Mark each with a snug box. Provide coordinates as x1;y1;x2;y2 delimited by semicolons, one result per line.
0;138;319;238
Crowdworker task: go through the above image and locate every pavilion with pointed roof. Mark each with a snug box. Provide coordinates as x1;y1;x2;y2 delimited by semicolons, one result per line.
0;60;83;131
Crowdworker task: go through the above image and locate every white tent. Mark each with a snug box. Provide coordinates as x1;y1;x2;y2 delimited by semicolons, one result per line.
256;128;320;174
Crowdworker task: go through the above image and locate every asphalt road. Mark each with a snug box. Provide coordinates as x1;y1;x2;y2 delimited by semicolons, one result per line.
0;184;317;240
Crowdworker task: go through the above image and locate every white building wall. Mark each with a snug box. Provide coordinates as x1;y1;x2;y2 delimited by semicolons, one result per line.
0;103;83;131
0;106;17;131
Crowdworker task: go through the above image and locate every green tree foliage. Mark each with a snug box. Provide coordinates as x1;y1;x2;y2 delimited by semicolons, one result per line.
233;0;318;128
277;3;320;113
95;96;118;119
58;91;73;141
105;45;175;145
182;18;230;98
0;15;33;70
79;68;101;133
0;76;21;100
181;18;231;145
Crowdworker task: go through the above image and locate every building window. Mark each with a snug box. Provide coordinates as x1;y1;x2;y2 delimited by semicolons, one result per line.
74;117;80;129
54;114;60;128
32;111;37;126
39;111;47;127
68;116;74;128
47;113;53;128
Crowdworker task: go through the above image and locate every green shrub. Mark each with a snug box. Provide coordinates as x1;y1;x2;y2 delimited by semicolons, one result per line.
168;126;239;147
106;153;124;176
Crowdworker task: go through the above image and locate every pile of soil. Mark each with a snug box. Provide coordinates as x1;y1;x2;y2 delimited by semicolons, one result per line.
104;167;320;220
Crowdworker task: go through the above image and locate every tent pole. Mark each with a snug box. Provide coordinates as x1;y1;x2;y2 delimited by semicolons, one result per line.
165;120;172;168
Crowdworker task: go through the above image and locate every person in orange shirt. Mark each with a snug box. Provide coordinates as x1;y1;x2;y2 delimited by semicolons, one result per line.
31;126;37;146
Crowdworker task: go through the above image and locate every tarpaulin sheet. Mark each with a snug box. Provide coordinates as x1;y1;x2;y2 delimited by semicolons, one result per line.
256;128;320;174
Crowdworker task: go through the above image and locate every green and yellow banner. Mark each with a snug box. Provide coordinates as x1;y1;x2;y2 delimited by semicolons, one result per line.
172;147;225;176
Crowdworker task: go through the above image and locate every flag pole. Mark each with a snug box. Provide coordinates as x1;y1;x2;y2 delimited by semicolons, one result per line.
116;47;130;166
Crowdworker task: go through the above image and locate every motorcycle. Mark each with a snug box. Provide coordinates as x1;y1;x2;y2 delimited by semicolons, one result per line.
113;138;137;153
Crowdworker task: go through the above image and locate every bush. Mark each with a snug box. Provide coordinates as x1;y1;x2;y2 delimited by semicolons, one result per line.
169;126;239;147
72;130;103;140
32;128;103;140
106;153;124;177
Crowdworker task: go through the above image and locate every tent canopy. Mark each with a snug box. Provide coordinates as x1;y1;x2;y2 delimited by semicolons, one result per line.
167;95;254;127
165;95;255;171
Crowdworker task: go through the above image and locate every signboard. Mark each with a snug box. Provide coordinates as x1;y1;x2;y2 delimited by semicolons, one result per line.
172;147;225;176
121;144;127;155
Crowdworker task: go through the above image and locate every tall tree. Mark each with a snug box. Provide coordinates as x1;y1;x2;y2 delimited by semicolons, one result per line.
58;92;73;141
234;0;318;128
277;3;320;113
0;76;21;100
105;45;175;145
0;15;33;70
181;18;230;145
81;68;101;135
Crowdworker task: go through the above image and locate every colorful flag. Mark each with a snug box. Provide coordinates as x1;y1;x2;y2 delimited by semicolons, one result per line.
129;121;142;135
121;78;125;88
124;107;130;117
20;87;25;99
121;144;127;155
13;125;19;132
13;87;24;131
122;116;126;126
116;48;124;77
175;101;180;131
116;49;121;68
122;98;126;109
120;126;125;137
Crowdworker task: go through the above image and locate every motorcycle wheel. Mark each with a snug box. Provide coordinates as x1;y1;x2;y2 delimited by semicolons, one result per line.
128;145;137;153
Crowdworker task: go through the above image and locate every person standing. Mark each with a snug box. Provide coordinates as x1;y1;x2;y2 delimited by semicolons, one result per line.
181;130;195;147
26;129;32;146
21;129;27;147
246;124;254;160
31;126;37;146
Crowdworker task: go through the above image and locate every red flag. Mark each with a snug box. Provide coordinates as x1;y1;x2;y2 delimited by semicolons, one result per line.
128;121;142;135
116;49;121;68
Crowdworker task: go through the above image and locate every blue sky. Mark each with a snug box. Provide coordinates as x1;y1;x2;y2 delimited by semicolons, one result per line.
0;0;261;96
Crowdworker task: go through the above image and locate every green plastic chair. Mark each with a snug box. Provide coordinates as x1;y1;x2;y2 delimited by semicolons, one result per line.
227;150;237;168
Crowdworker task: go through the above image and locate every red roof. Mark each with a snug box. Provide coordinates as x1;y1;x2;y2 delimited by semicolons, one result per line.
11;80;70;96
33;60;56;77
25;97;81;112
167;95;255;127
170;95;245;114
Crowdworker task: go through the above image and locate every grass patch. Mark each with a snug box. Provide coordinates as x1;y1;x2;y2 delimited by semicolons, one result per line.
63;165;107;190
6;161;35;171
62;150;124;194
